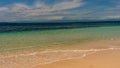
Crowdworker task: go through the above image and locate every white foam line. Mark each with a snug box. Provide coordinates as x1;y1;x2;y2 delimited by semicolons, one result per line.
1;47;120;59
32;51;100;68
1;47;120;68
40;48;119;53
1;46;37;51
32;48;120;67
0;52;38;59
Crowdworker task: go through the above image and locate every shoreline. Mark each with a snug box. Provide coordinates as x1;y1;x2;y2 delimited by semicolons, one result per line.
1;39;120;68
0;38;117;57
37;49;120;68
1;47;120;68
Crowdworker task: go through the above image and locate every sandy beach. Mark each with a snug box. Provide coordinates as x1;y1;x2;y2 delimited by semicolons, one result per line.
1;39;120;68
1;26;120;68
37;49;120;68
1;0;120;67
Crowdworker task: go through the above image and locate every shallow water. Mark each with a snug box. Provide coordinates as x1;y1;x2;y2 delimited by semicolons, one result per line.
1;26;120;68
0;26;120;52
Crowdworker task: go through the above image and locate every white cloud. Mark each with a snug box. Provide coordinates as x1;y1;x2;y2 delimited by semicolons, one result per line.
11;3;31;12
0;0;85;21
26;0;84;16
1;0;120;22
31;16;64;20
51;0;84;11
102;16;120;19
0;7;8;11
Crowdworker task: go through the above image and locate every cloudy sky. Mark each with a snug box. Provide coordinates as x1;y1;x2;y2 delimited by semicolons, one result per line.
0;0;120;22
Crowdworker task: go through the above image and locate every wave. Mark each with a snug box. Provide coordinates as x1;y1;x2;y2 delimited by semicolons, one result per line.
0;47;120;68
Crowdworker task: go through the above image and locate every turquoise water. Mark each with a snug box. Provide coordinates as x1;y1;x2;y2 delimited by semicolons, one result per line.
0;26;120;52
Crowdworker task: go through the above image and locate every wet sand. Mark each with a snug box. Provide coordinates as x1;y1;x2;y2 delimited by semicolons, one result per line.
1;39;120;68
37;49;120;68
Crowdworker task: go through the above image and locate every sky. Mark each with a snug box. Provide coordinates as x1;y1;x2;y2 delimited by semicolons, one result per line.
0;0;120;22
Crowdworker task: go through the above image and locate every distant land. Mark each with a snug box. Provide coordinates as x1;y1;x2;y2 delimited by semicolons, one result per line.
0;21;120;32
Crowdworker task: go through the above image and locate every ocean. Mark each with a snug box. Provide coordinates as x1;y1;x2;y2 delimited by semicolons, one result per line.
0;23;120;52
1;22;120;68
0;21;120;32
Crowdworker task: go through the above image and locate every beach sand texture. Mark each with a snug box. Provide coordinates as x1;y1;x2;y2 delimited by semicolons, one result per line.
1;26;120;68
1;39;120;68
37;50;120;68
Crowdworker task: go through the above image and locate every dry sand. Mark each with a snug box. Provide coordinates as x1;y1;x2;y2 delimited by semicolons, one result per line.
36;50;120;68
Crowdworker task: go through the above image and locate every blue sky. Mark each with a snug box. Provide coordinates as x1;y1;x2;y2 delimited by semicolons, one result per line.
0;0;120;22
